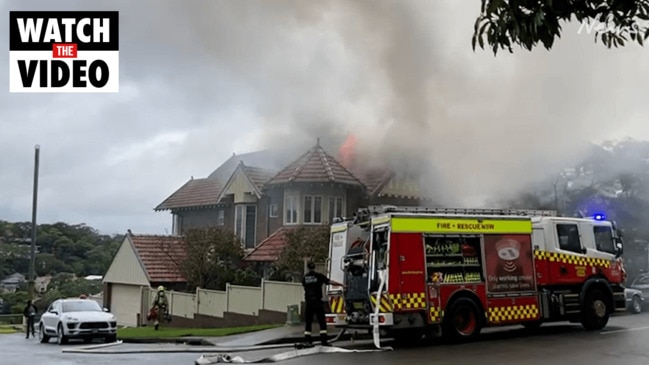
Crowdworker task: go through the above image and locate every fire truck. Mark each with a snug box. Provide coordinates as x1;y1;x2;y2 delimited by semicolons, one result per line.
324;206;626;345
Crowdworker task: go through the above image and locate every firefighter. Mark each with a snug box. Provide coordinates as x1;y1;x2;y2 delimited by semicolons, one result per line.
151;286;169;330
301;262;344;346
23;300;37;339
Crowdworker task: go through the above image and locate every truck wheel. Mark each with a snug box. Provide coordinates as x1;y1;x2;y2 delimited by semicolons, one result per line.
442;297;482;342
581;288;610;331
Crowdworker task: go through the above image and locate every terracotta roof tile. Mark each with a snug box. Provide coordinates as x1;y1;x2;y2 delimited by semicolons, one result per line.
242;227;297;262
130;234;187;283
241;165;276;190
266;143;364;186
352;168;395;196
155;178;224;211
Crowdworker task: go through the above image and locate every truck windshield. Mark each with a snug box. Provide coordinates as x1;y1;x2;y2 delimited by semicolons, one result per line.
593;226;615;254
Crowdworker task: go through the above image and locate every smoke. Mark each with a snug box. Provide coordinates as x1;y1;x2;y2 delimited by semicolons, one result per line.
144;0;649;207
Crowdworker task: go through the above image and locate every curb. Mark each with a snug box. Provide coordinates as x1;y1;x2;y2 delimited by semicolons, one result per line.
256;332;358;345
119;337;213;346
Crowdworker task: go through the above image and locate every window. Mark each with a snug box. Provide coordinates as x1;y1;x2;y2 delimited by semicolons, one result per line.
328;197;344;222
269;203;278;218
217;209;224;226
556;224;582;253
593;226;616;254
285;195;298;224
235;205;257;249
62;300;102;312
304;195;323;223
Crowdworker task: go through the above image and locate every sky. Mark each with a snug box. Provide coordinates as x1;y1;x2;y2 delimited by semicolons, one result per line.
1;0;649;235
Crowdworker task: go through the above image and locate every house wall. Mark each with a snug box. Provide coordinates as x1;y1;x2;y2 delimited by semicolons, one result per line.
278;183;357;225
139;280;307;328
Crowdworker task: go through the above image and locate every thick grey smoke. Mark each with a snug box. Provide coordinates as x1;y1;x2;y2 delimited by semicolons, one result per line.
139;0;649;206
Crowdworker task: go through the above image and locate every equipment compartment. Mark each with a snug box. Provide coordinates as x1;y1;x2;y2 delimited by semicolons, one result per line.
424;234;484;284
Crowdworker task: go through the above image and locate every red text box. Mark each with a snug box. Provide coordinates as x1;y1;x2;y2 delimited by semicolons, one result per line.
52;43;78;58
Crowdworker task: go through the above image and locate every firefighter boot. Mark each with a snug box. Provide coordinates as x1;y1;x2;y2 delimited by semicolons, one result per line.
304;331;312;345
320;330;330;346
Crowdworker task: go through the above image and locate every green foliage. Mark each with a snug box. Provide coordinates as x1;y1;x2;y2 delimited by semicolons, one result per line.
0;290;28;314
0;221;121;279
33;273;103;310
274;224;330;279
179;227;259;291
472;0;649;55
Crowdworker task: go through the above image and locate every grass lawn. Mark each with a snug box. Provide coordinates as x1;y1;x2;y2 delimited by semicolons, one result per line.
117;324;281;339
0;327;17;334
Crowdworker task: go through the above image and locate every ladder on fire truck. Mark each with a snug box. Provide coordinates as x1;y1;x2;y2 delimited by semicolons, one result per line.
358;205;558;217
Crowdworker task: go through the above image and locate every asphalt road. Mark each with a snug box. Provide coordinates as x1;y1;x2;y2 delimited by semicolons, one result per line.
5;312;649;365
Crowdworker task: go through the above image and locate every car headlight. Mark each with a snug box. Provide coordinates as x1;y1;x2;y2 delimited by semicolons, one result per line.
64;316;79;322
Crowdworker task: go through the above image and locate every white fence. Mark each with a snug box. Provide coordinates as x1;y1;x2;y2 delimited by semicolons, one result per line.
141;279;304;322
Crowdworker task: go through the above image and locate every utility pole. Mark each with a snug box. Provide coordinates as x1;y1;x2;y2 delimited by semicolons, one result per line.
27;145;40;302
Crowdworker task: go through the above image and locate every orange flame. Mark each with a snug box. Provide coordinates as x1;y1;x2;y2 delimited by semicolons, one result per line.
338;134;357;169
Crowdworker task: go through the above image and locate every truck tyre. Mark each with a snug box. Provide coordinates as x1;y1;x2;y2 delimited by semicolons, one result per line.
581;288;610;331
442;297;482;342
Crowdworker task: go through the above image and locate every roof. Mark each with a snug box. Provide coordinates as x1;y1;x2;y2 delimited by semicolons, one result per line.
129;233;187;283
265;141;364;186
241;164;276;190
351;168;395;196
242;227;297;262
207;149;299;181
155;178;225;211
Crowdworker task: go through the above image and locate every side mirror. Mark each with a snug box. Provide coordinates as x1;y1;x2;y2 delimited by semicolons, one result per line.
50;310;58;315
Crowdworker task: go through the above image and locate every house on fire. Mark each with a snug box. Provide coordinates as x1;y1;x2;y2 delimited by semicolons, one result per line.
154;138;435;267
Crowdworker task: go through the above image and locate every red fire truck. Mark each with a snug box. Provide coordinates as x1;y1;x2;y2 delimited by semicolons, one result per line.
325;206;626;345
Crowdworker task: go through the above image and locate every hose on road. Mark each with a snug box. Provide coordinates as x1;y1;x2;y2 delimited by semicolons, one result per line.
195;344;392;364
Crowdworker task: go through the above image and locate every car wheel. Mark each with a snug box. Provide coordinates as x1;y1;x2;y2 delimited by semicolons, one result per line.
56;323;68;345
38;323;49;344
631;296;642;314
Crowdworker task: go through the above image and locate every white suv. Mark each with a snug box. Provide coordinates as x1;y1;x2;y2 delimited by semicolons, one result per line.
38;298;117;344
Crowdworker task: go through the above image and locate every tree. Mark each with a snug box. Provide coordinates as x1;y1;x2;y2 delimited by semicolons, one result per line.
178;227;247;291
274;225;330;281
472;0;649;55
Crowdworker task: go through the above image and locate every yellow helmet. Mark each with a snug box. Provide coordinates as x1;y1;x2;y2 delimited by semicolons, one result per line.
157;286;165;292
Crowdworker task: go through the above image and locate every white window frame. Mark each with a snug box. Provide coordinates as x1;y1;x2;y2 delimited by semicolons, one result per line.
269;203;279;218
328;197;345;222
303;195;323;224
217;209;224;226
284;195;299;225
235;204;257;249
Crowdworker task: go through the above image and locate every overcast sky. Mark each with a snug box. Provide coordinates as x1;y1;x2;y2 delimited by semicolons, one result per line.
2;1;649;235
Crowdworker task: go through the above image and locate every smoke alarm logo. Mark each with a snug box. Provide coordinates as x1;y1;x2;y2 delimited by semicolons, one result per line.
9;11;119;93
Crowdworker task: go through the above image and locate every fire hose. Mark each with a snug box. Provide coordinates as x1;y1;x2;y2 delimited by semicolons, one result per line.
195;345;388;364
371;269;392;351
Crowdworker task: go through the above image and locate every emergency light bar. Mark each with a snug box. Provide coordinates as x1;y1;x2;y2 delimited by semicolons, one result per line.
360;205;558;217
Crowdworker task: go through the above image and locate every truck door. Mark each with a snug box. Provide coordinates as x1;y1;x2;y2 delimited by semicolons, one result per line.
389;232;427;311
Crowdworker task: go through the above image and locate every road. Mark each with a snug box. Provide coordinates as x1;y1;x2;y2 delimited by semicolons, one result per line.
4;312;649;365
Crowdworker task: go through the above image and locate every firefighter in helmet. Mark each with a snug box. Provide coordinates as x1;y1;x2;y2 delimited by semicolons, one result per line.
151;286;169;330
301;262;344;346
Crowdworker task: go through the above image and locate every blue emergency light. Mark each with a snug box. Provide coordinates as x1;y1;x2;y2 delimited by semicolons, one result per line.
592;213;606;221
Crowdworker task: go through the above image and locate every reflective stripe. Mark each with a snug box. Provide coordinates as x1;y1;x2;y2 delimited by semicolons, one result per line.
304;331;311;335
319;330;327;334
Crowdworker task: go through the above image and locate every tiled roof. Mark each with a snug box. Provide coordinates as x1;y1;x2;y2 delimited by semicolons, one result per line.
352;168;395;196
265;142;364;186
129;233;187;283
241;164;276;191
154;178;224;211
242;227;297;262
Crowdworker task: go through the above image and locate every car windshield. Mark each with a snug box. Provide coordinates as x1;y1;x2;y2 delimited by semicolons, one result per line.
62;300;102;312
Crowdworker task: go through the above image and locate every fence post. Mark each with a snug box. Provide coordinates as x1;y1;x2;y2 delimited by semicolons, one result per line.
195;287;200;315
169;290;174;317
225;283;231;313
260;278;265;311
